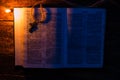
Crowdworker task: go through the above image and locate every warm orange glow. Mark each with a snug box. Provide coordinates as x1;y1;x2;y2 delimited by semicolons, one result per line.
5;9;11;13
14;8;26;66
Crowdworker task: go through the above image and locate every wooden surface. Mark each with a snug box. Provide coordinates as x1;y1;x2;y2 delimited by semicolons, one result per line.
0;21;14;55
0;0;62;6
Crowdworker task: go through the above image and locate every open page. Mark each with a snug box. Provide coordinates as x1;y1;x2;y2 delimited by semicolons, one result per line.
67;8;106;68
14;8;67;68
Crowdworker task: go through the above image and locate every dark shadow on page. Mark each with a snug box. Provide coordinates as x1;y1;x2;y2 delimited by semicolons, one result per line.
34;8;52;24
45;8;64;68
44;8;52;24
29;8;52;33
29;8;39;33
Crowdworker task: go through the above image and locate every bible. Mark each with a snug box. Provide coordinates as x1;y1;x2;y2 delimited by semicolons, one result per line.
14;8;106;68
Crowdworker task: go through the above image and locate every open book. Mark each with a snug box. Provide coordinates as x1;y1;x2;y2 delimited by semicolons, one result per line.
14;8;106;68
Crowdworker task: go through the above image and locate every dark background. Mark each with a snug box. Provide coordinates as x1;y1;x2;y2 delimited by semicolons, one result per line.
0;0;120;80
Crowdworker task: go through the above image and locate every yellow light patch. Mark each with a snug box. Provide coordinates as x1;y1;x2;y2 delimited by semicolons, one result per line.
5;9;11;13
